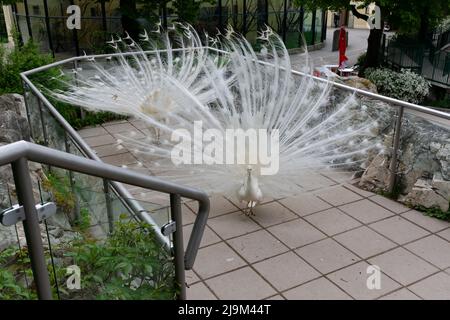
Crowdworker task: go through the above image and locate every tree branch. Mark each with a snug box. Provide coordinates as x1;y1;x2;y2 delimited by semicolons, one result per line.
350;5;368;21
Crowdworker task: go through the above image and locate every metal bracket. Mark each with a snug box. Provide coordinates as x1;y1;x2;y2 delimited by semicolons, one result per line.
0;202;57;227
161;220;177;236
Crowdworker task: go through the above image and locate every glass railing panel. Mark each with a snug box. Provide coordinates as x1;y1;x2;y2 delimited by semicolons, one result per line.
23;88;45;145
34;164;176;300
395;109;450;209
0;170;37;300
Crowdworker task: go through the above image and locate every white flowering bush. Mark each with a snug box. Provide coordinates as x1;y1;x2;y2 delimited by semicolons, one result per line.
365;68;431;104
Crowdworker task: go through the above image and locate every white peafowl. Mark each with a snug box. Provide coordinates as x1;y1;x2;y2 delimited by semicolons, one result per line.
51;23;384;215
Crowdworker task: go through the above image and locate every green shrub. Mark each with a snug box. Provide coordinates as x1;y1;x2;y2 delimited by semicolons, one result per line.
64;218;176;300
0;40;124;129
428;97;450;109
365;68;431;104
0;218;176;300
357;52;367;66
0;40;56;95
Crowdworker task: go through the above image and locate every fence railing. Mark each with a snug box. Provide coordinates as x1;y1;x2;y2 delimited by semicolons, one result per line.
382;36;450;87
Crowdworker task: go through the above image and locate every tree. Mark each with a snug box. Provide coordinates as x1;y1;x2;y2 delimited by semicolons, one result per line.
293;0;449;73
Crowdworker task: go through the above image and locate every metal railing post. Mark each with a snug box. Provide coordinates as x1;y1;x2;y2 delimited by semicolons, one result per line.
170;193;186;300
21;81;33;139
388;106;404;194
103;179;115;234
11;157;52;300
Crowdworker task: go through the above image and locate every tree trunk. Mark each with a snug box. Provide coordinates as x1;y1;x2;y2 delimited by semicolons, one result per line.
418;9;429;41
120;0;139;39
350;3;384;75
363;28;383;71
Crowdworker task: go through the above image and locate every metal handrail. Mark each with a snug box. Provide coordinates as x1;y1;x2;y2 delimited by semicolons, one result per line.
21;46;450;120
0;141;210;299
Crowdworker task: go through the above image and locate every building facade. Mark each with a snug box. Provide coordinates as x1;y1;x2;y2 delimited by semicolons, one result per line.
4;0;327;59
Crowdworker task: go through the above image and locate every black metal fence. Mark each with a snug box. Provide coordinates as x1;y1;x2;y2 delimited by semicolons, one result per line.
382;32;450;87
10;0;326;59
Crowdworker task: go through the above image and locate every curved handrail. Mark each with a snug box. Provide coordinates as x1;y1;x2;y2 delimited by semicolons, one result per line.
0;141;210;269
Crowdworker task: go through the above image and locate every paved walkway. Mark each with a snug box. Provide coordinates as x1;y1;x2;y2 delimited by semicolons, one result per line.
79;119;450;300
291;27;370;69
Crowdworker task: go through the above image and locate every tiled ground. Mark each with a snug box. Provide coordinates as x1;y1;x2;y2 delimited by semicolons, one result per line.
79;120;450;300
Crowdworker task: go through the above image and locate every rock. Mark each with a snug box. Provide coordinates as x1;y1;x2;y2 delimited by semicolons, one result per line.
359;154;391;192
340;76;378;93
400;178;449;212
0;94;30;144
432;172;450;201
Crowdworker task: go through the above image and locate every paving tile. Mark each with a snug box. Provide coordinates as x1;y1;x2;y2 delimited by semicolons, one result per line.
193;243;246;279
283;277;352;300
279;193;332;216
327;261;401;300
409;272;450;300
251;202;298;227
296;238;359;274
187;196;239;217
369;195;410;214
437;228;450;242
93;143;129;157
405;235;450;269
186;270;200;285
182;204;197;225
379;288;421;300
334;226;396;259
297;172;336;191
268;218;326;249
84;134;116;147
183;225;221;250
253;252;320;291
208;212;261;239
265;295;285;300
113;131;146;140
187;282;217;300
228;230;289;263
369;216;430;245
206;267;276;300
130;191;169;206
103;122;137;134
344;184;375;198
339;199;394;224
101;152;138;166
401;210;450;232
322;171;354;183
305;208;361;236
78;126;108;138
369;247;438;285
315;186;362;206
129;119;150;130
